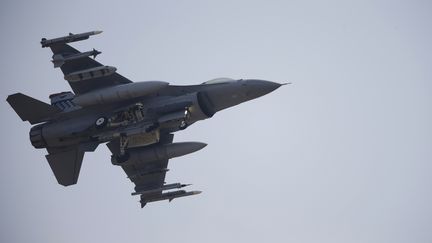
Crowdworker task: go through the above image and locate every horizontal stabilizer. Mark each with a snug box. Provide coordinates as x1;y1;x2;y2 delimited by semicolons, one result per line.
7;93;60;124
46;148;85;186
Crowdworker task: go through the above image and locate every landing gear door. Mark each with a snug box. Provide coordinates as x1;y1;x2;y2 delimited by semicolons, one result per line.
127;129;160;148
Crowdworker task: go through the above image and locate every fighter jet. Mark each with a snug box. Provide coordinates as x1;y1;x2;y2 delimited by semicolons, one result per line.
7;31;283;208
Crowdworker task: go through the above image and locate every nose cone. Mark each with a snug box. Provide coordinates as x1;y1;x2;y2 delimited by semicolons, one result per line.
244;79;282;100
199;79;282;113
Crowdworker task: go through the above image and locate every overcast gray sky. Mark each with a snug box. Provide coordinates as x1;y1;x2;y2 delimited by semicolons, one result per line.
1;0;431;242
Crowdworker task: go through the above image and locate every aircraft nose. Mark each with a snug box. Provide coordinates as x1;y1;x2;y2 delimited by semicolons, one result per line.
197;79;283;114
243;79;282;99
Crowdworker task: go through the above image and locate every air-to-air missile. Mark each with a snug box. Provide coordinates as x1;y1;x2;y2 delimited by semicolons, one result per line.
132;183;191;196
140;190;202;206
52;48;101;68
40;30;103;48
7;30;285;208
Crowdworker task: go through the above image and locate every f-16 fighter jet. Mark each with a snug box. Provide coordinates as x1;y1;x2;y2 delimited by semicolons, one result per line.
7;31;283;207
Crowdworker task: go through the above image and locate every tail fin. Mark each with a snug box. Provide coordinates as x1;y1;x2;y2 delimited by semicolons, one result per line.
6;93;61;124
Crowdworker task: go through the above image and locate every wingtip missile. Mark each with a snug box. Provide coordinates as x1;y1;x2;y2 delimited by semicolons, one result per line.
140;190;202;206
169;190;202;202
41;30;103;48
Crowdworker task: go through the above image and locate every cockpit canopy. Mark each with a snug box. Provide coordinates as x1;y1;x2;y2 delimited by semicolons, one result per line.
202;77;236;85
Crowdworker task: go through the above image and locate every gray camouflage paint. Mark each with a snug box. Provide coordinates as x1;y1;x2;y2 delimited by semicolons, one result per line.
1;0;431;243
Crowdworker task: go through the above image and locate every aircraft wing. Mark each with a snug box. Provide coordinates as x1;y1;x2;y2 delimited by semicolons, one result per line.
107;133;186;207
48;43;132;94
123;157;169;207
